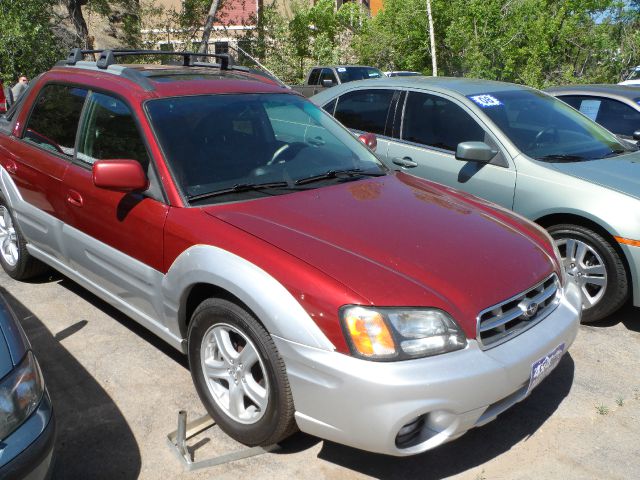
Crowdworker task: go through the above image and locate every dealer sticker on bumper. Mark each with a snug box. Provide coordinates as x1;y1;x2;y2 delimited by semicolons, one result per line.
527;343;565;396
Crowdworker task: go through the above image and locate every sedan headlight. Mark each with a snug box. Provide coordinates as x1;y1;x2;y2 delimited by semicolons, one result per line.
340;306;467;361
0;351;44;441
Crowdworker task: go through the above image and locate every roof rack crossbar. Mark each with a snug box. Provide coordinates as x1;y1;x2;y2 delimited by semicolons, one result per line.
66;48;231;71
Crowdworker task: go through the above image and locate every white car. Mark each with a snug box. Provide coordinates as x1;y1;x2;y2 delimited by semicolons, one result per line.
619;66;640;86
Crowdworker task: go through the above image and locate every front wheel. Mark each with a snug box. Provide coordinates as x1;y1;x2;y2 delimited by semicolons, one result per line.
187;298;296;446
548;224;628;323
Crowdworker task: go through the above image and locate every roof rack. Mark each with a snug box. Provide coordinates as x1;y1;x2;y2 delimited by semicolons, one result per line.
64;48;231;70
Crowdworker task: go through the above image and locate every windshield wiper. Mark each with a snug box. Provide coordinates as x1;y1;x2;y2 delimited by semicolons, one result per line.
187;181;290;202
294;168;385;186
537;154;586;163
602;149;627;158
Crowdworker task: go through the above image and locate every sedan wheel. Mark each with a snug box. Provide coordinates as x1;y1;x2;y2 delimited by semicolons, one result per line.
555;237;607;308
548;224;628;323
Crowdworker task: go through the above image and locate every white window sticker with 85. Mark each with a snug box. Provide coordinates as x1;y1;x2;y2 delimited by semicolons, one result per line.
470;94;503;108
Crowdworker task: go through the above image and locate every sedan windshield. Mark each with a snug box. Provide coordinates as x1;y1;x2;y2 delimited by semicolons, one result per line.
146;94;385;204
467;90;630;161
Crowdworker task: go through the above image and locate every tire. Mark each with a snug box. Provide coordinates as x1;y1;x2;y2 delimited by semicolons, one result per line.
547;224;628;323
0;194;48;280
188;298;296;446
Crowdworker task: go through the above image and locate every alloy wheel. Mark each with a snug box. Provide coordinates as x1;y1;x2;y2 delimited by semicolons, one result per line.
200;323;269;424
0;206;19;267
555;237;607;309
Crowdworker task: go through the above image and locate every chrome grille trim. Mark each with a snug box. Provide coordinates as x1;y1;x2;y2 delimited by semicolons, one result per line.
476;274;561;350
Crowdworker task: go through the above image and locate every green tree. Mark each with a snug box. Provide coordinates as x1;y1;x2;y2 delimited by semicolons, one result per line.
0;0;62;84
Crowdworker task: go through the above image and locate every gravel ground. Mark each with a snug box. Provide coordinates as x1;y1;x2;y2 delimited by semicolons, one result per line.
1;269;639;480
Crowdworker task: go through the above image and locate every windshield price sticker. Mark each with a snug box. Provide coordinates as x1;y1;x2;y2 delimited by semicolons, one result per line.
579;100;601;121
470;94;503;108
337;67;347;72
527;343;565;396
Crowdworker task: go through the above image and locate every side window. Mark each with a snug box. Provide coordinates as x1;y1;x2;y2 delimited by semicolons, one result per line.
23;84;87;156
322;98;337;115
402;92;485;151
77;92;150;169
556;95;584;111
334;89;395;135
319;68;338;85
308;69;321;86
595;98;640;136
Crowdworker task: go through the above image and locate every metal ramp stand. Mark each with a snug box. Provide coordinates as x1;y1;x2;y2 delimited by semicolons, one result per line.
167;411;278;471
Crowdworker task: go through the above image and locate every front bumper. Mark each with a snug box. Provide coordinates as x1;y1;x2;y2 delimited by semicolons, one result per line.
275;280;581;456
0;391;56;479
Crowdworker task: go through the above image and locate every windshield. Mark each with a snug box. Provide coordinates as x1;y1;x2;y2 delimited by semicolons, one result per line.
627;67;640;81
337;67;384;83
467;89;630;161
146;93;385;204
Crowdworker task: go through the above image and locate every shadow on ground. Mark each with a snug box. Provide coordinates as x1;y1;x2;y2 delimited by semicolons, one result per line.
588;300;640;333
283;354;575;479
56;274;188;369
0;286;142;480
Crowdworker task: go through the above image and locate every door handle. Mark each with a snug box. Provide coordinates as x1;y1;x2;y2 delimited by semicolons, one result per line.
392;156;418;168
5;161;17;174
67;190;83;207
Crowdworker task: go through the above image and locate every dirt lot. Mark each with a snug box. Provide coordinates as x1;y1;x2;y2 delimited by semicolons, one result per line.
1;269;639;480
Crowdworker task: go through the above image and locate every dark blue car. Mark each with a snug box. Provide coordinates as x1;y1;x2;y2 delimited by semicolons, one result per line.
0;294;55;479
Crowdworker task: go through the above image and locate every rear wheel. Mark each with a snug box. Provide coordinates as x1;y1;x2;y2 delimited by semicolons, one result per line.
187;298;296;446
548;224;628;323
0;195;48;280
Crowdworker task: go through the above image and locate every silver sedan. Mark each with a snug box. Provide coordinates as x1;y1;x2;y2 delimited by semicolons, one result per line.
313;77;640;323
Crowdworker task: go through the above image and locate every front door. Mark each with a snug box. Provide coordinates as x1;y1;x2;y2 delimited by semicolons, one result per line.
61;91;169;324
387;91;517;209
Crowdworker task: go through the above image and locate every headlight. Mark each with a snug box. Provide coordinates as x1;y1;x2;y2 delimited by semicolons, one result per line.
0;351;44;441
340;306;467;361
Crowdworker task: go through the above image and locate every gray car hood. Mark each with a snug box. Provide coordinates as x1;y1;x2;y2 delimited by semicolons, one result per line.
546;151;640;199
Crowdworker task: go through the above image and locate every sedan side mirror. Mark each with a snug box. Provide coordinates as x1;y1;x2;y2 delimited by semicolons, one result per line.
633;130;640;141
93;159;148;192
358;132;377;152
455;141;498;163
321;79;335;88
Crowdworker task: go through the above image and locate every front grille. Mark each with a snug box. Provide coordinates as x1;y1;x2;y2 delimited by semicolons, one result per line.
477;274;560;349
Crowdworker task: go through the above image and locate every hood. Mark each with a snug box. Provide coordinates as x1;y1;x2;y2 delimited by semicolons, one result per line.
206;172;555;336
547;152;640;200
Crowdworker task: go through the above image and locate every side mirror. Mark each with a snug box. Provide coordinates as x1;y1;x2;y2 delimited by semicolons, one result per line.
455;141;498;163
93;159;148;192
321;79;335;88
358;132;377;152
633;130;640;141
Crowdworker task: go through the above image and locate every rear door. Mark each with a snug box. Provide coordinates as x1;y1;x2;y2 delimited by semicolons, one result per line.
387;90;516;208
3;84;87;263
61;90;169;323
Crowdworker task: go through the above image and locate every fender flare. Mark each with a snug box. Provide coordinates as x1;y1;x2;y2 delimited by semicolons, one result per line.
162;244;335;351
